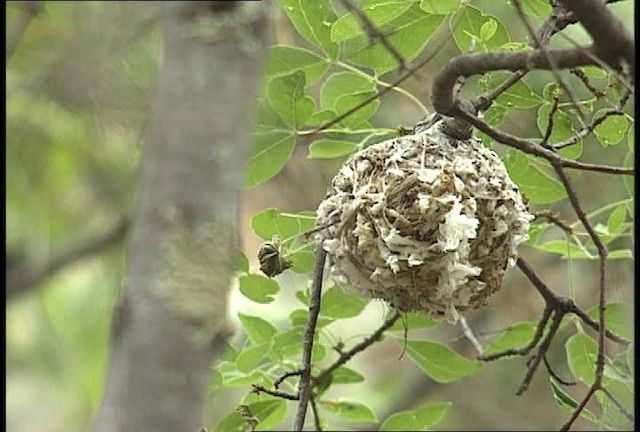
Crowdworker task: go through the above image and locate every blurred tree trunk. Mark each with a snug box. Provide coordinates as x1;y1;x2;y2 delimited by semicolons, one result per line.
94;2;269;431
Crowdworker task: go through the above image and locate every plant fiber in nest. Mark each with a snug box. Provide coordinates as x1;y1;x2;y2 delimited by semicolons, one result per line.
315;118;533;322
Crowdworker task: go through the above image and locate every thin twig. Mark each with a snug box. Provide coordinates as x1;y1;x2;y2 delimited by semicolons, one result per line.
541;95;560;147
512;0;586;119
598;386;635;423
569;68;606;98
315;310;401;385
459;316;484;357
340;0;406;71
6;1;41;59
293;244;327;431
544;356;576;386
552;109;624;150
309;395;323;431
251;385;299;401
274;369;302;389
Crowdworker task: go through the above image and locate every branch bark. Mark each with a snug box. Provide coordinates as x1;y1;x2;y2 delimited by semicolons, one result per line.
93;2;269;431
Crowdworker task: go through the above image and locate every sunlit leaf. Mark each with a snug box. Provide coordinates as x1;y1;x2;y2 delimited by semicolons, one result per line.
480;72;542;109
593;109;628;147
451;6;510;52
309;139;359;159
388;311;440;331
266;70;315;128
236;343;270;373
239;274;280;304
238;313;278;345
566;331;597;385
278;0;338;58
503;150;567;204
485;321;537;355
320;286;366;318
420;0;461;15
320;398;378;423
586;302;633;340
331;0;415;42
549;378;598;423
380;402;451;431
245;132;296;188
400;338;483;382
537;104;583;159
330;367;366;384
265;45;330;86
251;208;316;245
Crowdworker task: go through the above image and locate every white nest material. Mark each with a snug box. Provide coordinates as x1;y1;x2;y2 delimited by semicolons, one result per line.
315;117;534;321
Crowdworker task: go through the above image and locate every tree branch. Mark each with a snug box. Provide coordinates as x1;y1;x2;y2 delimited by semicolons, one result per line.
293;244;327;431
6;218;129;300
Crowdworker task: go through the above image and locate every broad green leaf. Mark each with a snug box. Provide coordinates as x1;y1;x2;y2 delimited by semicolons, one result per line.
606;205;627;237
236;343;270;373
401;339;483;383
235;250;250;274
480;72;543;109
537;104;583;159
309;139;359;159
534;239;590;258
265;45;330;85
270;329;326;361
289;308;334;328
380;402;451;431
330;367;365;384
307;109;338;126
278;0;338;58
483;104;506;126
593;109;628;147
566;331;597;385
248;400;288;431
213;411;248;432
606;249;633;260
388;311;440;331
586;303;632;340
321;72;376;110
627;125;634;153
334;92;381;128
251;208;316;245
342;4;445;74
288;250;316;273
581;65;607;78
420;0;461;14
511;0;552;16
596;381;634;430
451;6;510;52
296;289;310;306
503;150;567;204
239;274;280;304
320;286;366;318
623;151;634;198
221;368;264;387
238;313;278;345
331;0;415;42
549;379;598;423
245;132;296;188
266;70;315;128
320;398;378;423
485;321;537;355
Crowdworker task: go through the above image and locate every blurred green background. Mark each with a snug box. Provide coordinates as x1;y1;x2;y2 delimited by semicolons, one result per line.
6;1;633;431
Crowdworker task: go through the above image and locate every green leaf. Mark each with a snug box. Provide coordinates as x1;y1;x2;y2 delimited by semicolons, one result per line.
309;139;359;159
485;321;537;355
236;343;269;373
623;151;634;198
586;303;632;340
401;339;483;383
480;72;542;109
549;378;598;423
307;109;338;126
238;313;278;345
239;274;281;304
503;150;567;204
235;250;250;274
331;0;415;42
320;286;366;318
245;132;296;188
334;92;381;128
607;249;633;260
596;381;634;430
330;367;366;384
380;402;451;431
537;104;583;159
320;398;378;423
606;205;627;237
483;104;506;125
511;0;552;16
289;308;334;328
581;65;607;78
270;329;326;361
278;0;338;58
534;239;590;259
213;411;248;432
451;6;510;52
219;362;265;387
420;0;461;14
342;4;445;74
388;311;440;331
288;250;316;273
593;109;628;147
251;208;316;245
479;18;497;42
266;70;315;128
321;72;375;110
566;331;597;385
265;45;330;86
627;125;634;153
248;400;288;431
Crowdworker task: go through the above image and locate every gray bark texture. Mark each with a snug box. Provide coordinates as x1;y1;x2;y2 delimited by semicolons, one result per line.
94;2;269;431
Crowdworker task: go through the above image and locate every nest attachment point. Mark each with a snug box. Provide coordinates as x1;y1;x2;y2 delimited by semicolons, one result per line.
315;115;534;322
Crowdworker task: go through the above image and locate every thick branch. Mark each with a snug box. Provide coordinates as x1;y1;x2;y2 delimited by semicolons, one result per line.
433;46;597;115
7;218;129;300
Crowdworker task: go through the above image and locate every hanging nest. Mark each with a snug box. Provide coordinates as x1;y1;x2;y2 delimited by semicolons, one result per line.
315;115;534;321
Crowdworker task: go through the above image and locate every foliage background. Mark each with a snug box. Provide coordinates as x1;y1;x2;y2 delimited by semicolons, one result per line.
6;1;634;431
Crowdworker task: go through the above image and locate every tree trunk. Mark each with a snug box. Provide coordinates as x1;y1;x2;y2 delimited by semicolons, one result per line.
94;2;269;431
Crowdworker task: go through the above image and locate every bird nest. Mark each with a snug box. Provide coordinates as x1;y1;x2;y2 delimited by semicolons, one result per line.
315;115;533;321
